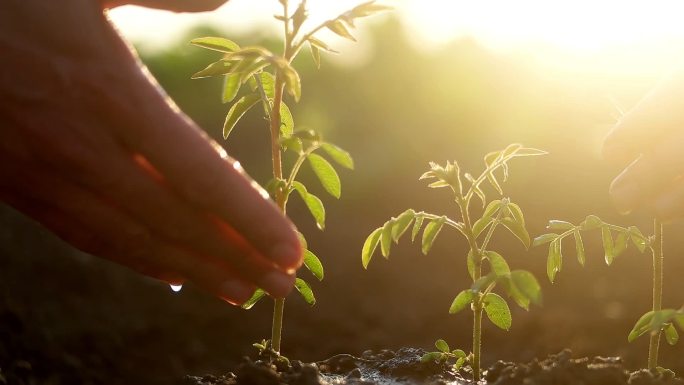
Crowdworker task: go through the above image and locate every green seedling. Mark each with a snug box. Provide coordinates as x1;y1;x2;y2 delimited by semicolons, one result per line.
191;0;390;355
362;144;545;381
534;217;684;371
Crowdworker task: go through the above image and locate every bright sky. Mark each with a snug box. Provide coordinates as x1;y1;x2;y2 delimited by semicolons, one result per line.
109;0;684;74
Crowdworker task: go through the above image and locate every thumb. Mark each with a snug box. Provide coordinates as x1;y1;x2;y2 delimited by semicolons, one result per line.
102;0;229;12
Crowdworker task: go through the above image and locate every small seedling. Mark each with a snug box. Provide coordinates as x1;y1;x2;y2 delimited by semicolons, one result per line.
190;0;390;356
534;217;684;371
362;144;545;381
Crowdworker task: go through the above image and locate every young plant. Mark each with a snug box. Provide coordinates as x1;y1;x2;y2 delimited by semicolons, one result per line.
361;144;545;381
534;217;684;371
190;0;390;356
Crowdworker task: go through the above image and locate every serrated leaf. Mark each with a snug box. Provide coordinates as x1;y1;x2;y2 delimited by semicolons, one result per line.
510;270;542;306
580;215;603;230
222;73;241;103
422;217;445;255
241;288;266;309
435;339;450;353
279;103;294;137
665;323;679;345
629;311;655;342
192;59;237;79
321;143;354;169
190;37;240;53
501;217;530;249
486;251;510;276
362;227;382;269
484;293;512;330
294;278;316;306
532;233;558;248
602;227;615;265
326;19;357;41
449;290;474;314
629;226;647;253
547;220;574;230
411;215;425;242
392;209;415;242
292;181;325;230
381;220;393;257
303;249;324;281
223;94;261;138
573;230;586;266
308;153;341;198
547;239;562;283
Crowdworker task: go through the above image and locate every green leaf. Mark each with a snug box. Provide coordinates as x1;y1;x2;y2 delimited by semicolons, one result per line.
449;290;474;314
308;153;341;198
547;220;575;230
422;217;445;255
294;278;316;306
192;59;238;79
629;226;647;253
452;349;467;358
472;273;497;293
308;37;339;53
435;339;450;353
361;227;382;269
532;233;559;248
296;231;307;250
391;209;415;242
674;314;684;330
547;239;562;283
280;103;294;137
580;215;603;231
326;19;357;41
501;217;530;249
350;1;393;17
510;270;542;306
420;352;443;363
292;181;326;230
411;215;425;242
190;36;240;53
223;94;261;139
602;227;615;265
455;357;466;369
472;218;492;239
241;288;266;310
249;72;275;99
282;65;302;102
574;230;586;266
381;220;393;257
321;143;354;169
483;200;503;219
614;231;629;257
486;171;503;195
484;293;512;330
665;323;679;345
486;251;510;276
466;251;477;280
222;73;241;103
511;147;548;157
629;311;655;342
303;249;324;281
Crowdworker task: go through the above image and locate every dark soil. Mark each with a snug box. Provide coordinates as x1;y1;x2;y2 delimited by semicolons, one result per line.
184;349;684;385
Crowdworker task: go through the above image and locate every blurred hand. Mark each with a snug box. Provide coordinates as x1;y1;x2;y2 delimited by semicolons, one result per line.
603;69;684;221
0;0;302;304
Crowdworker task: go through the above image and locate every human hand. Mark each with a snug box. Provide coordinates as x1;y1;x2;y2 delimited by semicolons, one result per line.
603;69;684;220
0;0;302;304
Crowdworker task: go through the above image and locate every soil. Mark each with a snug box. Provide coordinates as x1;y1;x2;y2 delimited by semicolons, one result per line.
184;349;684;385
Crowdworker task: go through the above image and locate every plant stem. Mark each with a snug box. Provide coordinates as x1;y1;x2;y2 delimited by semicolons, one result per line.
472;302;483;382
648;218;663;370
271;297;285;353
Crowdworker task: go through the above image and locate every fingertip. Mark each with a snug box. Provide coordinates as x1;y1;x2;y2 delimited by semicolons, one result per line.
218;279;256;306
269;241;304;271
258;271;296;299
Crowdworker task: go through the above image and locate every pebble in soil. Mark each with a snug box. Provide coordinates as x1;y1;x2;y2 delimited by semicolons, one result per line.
184;348;684;385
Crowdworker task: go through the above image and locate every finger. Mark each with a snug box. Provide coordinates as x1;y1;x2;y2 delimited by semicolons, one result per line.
83;31;303;271
0;161;295;299
102;0;228;12
608;138;684;214
603;74;684;163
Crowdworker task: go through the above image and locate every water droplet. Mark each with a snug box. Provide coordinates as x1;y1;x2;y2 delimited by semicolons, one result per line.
169;284;183;292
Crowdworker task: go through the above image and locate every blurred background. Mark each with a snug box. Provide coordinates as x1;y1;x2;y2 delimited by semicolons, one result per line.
3;0;684;384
